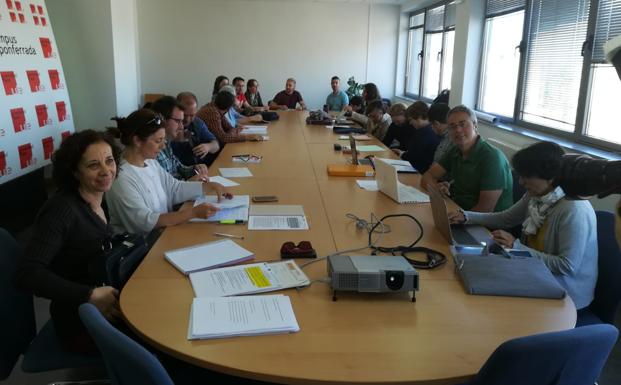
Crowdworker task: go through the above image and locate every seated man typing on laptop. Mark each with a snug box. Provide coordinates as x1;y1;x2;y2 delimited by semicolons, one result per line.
421;105;513;212
447;142;597;310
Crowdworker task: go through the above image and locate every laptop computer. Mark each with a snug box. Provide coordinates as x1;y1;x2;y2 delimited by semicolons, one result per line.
375;158;429;204
349;134;372;166
428;187;493;246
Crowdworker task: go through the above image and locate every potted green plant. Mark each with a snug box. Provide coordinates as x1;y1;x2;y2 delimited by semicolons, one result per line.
346;76;364;99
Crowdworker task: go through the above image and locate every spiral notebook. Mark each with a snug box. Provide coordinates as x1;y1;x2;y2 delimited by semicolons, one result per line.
375;158;429;204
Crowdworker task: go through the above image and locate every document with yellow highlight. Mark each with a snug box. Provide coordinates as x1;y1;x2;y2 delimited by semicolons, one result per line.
189;260;309;297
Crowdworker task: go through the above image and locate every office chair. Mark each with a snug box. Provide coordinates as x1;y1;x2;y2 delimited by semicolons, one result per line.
78;303;174;385
0;227;102;380
460;324;618;385
577;210;621;326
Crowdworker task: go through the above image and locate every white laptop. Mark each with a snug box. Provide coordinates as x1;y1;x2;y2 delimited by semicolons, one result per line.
375;158;429;204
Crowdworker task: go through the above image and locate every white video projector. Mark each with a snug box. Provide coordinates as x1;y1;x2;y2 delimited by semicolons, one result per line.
327;255;419;302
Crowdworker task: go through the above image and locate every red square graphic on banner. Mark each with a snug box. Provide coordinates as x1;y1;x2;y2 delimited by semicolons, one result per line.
6;0;13;10
10;12;16;22
35;104;49;127
15;0;21;11
18;13;25;23
33;16;39;25
26;70;41;92
39;37;52;58
48;69;60;89
18;143;33;169
56;101;67;122
0;151;7;176
1;71;17;95
29;3;35;13
42;136;54;160
10;107;26;132
61;131;71;141
38;5;43;14
41;17;46;26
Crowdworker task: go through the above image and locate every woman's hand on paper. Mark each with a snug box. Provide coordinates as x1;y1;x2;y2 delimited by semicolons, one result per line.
192;203;220;219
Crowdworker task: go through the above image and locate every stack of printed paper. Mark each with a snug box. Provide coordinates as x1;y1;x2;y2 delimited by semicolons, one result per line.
188;295;299;340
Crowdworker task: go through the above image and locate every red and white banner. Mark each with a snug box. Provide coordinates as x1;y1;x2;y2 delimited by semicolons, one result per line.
0;0;74;183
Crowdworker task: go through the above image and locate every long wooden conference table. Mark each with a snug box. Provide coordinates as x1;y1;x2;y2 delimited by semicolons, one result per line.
120;111;576;385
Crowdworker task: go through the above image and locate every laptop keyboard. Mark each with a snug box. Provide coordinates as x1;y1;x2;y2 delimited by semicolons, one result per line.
451;225;480;245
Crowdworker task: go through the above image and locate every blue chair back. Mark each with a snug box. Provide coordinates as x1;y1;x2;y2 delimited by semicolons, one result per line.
591;210;621;323
0;228;36;380
78;303;174;385
470;324;618;385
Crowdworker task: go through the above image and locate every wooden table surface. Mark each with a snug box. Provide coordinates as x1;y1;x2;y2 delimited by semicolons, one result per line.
120;111;576;385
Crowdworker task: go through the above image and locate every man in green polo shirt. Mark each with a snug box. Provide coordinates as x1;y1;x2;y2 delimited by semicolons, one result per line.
422;105;513;212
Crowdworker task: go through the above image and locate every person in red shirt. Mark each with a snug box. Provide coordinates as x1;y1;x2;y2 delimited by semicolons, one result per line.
232;76;253;112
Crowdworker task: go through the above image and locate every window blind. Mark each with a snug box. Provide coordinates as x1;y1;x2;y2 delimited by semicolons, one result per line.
409;12;425;28
425;5;445;33
486;0;526;18
521;0;590;130
592;0;621;63
445;2;457;29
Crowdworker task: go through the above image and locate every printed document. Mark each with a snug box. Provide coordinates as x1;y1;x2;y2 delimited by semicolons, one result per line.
248;205;309;230
189;260;309;297
192;195;249;222
188;295;300;339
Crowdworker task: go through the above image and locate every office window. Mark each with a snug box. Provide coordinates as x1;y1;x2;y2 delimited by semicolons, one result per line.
585;0;621;145
478;0;621;151
404;1;456;100
478;1;525;118
405;13;424;95
521;0;589;132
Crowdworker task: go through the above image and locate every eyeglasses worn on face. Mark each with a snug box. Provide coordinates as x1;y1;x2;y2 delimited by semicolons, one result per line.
168;117;183;124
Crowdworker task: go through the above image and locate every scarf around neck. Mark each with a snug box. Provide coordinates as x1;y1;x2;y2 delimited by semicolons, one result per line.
522;186;565;236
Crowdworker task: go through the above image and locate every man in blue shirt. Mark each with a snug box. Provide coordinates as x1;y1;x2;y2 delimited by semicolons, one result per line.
175;92;220;166
325;76;349;111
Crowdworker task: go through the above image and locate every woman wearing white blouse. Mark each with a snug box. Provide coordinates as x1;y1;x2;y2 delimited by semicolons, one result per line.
106;109;230;235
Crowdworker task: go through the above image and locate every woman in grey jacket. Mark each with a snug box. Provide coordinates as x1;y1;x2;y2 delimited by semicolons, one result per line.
449;141;597;309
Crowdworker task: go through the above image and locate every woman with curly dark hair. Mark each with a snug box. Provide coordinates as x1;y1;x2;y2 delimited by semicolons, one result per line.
14;129;122;353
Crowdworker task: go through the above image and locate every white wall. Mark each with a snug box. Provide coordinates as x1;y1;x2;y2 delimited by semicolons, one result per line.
110;0;141;116
367;4;400;99
135;0;399;109
47;0;117;131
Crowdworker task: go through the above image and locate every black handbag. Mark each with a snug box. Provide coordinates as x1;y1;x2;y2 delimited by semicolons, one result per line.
104;233;148;290
260;111;279;121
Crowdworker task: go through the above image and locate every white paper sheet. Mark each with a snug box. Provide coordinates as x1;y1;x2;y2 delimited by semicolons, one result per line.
208;176;240;187
189;295;299;340
219;167;253;178
248;215;309;230
356;180;379;191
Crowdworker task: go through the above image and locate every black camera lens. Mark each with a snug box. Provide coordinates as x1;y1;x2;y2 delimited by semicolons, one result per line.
385;271;404;291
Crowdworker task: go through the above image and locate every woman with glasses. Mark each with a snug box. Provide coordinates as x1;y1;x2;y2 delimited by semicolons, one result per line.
448;141;597;310
106;109;230;235
14;130;122;352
